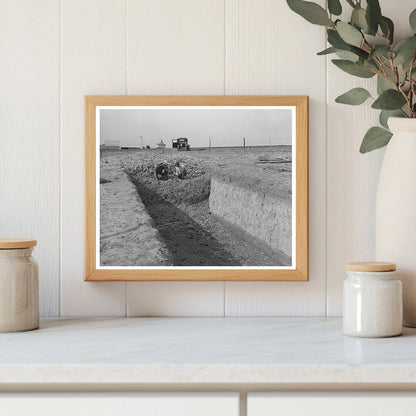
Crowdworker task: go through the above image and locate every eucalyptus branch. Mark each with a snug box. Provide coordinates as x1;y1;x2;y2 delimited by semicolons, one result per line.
375;56;386;73
391;59;400;85
287;0;416;152
408;57;416;117
375;32;388;45
398;83;412;115
360;43;372;54
376;58;398;88
362;37;372;52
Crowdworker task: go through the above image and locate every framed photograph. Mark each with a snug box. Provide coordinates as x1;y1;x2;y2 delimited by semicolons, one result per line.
85;96;308;281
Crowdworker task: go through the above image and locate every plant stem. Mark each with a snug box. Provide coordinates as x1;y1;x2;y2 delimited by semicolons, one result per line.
408;57;416;117
397;80;412;117
371;56;412;117
391;59;400;85
377;58;399;89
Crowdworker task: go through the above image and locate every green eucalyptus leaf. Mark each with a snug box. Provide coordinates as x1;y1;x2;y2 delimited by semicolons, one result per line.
327;29;369;59
393;36;416;67
317;46;338;55
317;46;359;61
332;59;375;78
287;0;334;26
394;36;416;51
351;46;370;62
379;110;403;129
380;16;394;43
335;87;371;105
360;127;392;153
363;59;379;71
372;89;406;110
336;21;363;47
372;45;391;58
377;76;393;94
366;0;382;35
410;9;416;32
377;67;403;91
335;50;359;62
327;28;351;49
385;65;402;84
328;0;342;16
351;7;369;32
404;59;414;72
350;45;369;60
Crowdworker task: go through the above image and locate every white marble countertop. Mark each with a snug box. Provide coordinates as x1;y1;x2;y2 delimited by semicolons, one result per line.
1;317;416;389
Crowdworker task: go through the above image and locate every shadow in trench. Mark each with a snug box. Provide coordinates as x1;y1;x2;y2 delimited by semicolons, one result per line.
132;179;241;266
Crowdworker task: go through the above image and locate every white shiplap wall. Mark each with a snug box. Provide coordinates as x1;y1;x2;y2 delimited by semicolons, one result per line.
0;0;60;316
61;0;127;316
1;0;412;317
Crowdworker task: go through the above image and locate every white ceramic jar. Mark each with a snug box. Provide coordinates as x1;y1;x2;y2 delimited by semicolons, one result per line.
0;239;39;332
343;262;402;338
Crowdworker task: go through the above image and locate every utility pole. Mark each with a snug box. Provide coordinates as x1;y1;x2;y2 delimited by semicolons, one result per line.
209;137;211;152
243;137;246;150
139;135;143;149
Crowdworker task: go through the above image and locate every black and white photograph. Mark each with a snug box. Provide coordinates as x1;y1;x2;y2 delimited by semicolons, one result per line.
98;105;295;269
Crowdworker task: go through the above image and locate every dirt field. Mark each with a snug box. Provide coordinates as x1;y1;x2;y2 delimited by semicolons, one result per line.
100;147;292;266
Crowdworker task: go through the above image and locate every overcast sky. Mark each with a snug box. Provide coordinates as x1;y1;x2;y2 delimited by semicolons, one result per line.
100;107;293;148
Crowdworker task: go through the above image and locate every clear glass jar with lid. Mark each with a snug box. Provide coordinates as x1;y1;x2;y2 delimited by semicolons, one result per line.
343;261;402;338
0;239;39;332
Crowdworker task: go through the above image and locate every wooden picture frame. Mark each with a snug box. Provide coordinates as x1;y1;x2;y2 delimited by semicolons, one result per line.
85;96;308;281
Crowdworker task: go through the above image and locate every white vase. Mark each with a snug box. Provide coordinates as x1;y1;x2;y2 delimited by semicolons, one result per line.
375;117;416;327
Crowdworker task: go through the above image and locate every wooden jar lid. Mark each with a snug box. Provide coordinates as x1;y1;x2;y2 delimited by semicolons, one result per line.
0;239;37;249
346;261;396;272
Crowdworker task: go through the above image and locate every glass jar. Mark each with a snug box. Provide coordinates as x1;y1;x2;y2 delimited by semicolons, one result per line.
0;239;39;332
343;262;402;338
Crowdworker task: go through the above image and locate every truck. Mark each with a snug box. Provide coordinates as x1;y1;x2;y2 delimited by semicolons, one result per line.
172;138;191;151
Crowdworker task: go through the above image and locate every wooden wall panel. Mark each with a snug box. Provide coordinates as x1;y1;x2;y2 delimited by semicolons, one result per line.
326;0;416;316
0;0;60;317
60;0;127;316
224;0;327;315
126;0;226;316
